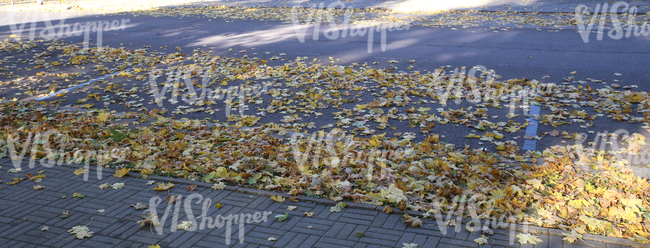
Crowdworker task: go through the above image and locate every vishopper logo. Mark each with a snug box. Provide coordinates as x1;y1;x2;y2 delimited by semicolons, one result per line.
406;65;543;115
289;129;415;181
574;2;650;43
291;3;410;53
148;67;269;117
573;129;650;170
3;12;130;49
144;193;272;245
0;128;128;181
428;194;524;245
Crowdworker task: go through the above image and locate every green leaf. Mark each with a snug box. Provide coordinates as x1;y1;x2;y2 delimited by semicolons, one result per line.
355;231;364;238
275;212;288;222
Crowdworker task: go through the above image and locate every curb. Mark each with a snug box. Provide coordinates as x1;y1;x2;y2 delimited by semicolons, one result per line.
42;159;644;248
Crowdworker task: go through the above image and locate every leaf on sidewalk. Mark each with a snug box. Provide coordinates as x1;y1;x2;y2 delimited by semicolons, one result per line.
185;185;197;191
68;225;93;239
153;182;174;191
111;183;125;189
403;214;423;228
474;235;489;245
275;212;288;222
114;168;130;178
270;195;286;202
73;168;86;175
516;233;542;245
562;230;582;243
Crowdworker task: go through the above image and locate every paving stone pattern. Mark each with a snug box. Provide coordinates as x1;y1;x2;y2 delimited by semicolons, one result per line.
0;158;637;247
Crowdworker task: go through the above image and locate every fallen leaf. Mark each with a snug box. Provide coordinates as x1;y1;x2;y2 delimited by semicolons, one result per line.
516;233;542;245
33;185;44;190
73;168;86;175
474;235;489;245
68;225;93;239
212;182;226;190
275;212;289;221
131;203;148;210
383;205;393;214
185;185;197;191
402;243;418;248
562;230;582;243
166;195;179;204
403;214;423;228
111;183;125;189
153;182;174;191
304;212;314;217
114;168;130;178
271;195;286;202
268;237;276;241
73;193;86;198
481;225;494;235
177;221;193;230
288;206;297;211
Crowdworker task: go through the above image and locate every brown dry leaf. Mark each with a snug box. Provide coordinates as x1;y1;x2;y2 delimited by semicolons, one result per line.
185;185;197;191
304;212;314;217
383;205;393;214
166;195;179;204
403;214;423;228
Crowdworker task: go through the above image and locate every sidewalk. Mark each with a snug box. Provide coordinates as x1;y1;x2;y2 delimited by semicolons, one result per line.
0;158;640;248
3;0;650;13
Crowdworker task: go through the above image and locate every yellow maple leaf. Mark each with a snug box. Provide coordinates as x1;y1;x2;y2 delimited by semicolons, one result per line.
97;112;109;122
114;168;130;178
152;182;174;191
489;189;506;200
73;168;86;176
527;179;545;190
516;233;542;245
271;195;286;202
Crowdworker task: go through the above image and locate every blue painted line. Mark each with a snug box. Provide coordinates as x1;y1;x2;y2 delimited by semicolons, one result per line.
522;99;542;151
35;69;130;101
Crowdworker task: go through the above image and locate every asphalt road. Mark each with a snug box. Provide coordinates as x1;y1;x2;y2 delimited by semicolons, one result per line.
1;10;650;159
